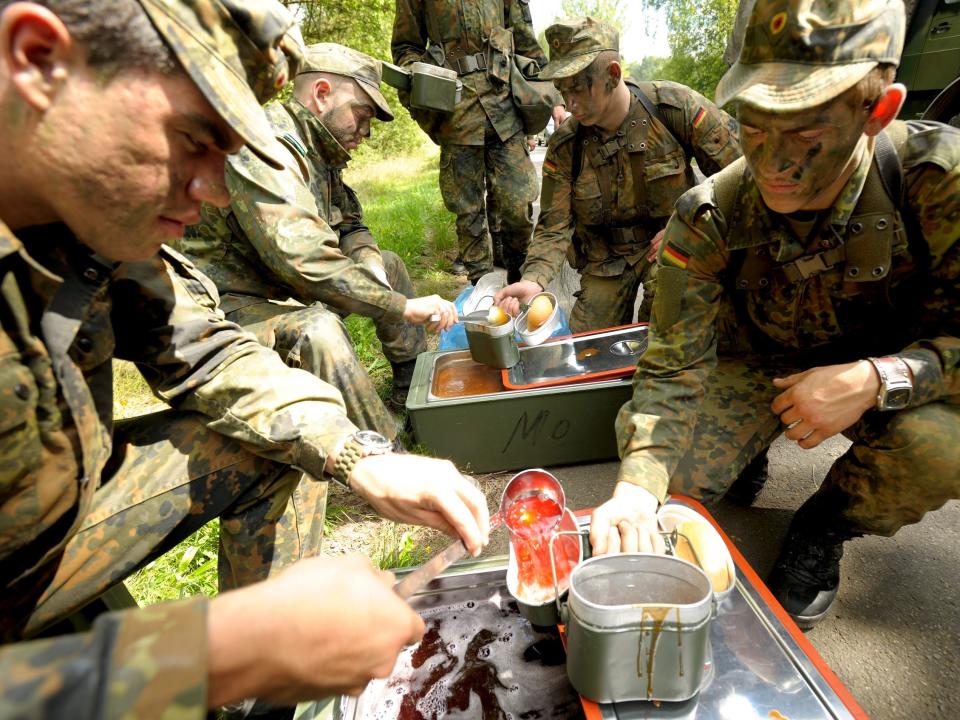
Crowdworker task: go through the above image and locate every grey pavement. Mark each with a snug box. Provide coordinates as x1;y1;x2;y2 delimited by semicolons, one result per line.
482;145;960;718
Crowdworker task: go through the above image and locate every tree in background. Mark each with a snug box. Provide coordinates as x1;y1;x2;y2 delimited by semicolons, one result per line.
559;0;628;26
281;0;427;157
641;0;738;101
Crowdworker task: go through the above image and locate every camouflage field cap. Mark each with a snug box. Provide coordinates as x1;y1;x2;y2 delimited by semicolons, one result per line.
297;43;394;122
137;0;303;168
715;0;905;112
540;17;619;81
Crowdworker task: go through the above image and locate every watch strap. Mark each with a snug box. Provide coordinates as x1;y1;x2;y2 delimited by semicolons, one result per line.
867;356;912;410
331;437;363;488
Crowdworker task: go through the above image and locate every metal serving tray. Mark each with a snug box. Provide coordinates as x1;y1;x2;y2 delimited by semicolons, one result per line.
502;324;649;391
306;501;864;720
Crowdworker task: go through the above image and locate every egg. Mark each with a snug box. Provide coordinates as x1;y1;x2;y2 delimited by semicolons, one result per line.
676;519;731;592
526;294;554;332
487;305;509;326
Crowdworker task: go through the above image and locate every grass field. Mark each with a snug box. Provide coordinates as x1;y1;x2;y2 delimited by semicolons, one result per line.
123;145;470;605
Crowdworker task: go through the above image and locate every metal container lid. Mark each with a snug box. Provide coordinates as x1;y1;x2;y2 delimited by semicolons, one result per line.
516;292;560;346
568;554;712;630
410;61;458;80
464;315;515;338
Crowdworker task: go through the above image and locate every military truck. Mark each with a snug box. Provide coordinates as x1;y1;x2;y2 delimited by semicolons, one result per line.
725;0;960;124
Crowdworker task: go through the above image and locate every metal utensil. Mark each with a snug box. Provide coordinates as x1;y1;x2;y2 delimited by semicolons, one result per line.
428;309;503;323
394;513;503;599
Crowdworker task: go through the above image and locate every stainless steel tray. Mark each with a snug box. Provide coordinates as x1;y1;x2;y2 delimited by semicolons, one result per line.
305;507;862;720
503;325;648;390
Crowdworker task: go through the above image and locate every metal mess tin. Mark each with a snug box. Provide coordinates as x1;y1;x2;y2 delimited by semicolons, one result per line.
380;61;461;113
563;553;716;704
516;291;560;346
465;314;520;369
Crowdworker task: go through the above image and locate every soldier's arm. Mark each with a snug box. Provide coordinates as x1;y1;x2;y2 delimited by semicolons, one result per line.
614;180;732;501
520;137;576;290
508;0;548;66
0;598;209;720
336;181;384;270
651;81;742;177
224;151;407;321
112;247;358;479
897;133;960;405
392;0;428;67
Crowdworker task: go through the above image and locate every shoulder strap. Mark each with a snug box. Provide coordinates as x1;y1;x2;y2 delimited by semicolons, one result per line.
874;123;930;274
628;84;672;139
571;123;586;183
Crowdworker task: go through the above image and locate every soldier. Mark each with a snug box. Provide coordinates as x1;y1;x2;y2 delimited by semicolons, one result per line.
392;0;566;284
494;17;741;331
0;0;491;715
590;0;959;629
181;42;456;433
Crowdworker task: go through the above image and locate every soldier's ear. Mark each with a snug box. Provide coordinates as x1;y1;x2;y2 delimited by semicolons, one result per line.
312;77;335;111
608;60;622;84
1;2;75;112
864;83;906;137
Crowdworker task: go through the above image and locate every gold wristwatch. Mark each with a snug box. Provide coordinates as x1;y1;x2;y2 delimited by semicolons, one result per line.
867;356;913;411
330;430;393;488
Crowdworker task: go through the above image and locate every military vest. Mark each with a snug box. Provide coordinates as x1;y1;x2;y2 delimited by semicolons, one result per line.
709;121;931;362
566;81;692;272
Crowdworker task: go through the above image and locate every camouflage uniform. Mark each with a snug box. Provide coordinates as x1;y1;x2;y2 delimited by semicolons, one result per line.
0;2;360;717
392;0;549;282
181;44;424;440
523;18;740;331
615;1;960;540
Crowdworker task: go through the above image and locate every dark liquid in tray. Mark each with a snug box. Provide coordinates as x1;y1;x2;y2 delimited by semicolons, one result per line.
353;597;585;720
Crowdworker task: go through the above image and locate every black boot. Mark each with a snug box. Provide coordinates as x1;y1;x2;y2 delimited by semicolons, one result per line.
725;449;770;506
388;358;417;413
767;488;859;630
450;254;467;275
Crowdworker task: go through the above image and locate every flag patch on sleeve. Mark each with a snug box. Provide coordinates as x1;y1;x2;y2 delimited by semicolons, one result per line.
662;242;690;269
543;158;558;174
692;107;707;129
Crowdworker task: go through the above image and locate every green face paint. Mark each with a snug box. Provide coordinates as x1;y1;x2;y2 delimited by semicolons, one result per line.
738;93;869;214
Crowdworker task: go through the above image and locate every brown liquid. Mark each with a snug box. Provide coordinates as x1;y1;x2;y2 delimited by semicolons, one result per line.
432;360;504;398
637;606;672;700
575;347;599;360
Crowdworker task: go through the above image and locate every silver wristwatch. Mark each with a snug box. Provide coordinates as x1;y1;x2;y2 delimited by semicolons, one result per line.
867;356;913;411
330;430;393;488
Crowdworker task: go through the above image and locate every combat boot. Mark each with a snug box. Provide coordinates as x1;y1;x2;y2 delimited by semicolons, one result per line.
450;253;467;275
725;449;770;506
388;358;418;413
767;488;859;630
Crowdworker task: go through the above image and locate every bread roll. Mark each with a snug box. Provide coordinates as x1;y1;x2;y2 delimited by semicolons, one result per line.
677;519;731;592
526;295;553;332
487;305;509;326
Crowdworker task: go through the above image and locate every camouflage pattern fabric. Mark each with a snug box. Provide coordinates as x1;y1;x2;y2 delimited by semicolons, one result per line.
616;121;960;531
523;80;741;330
0;221;357;718
716;0;906;111
663;355;960;538
181;100;410;324
297;42;393;121
539;16;619;81
438;128;538;281
391;0;550;147
226;299;400;438
137;0;304;168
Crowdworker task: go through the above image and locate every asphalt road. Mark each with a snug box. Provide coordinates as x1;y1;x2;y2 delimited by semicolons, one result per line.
483;145;960;719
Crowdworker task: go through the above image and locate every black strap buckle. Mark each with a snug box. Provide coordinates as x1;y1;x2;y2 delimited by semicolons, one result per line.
455;52;487;75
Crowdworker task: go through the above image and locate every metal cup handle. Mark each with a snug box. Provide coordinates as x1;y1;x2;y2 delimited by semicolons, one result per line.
548;529;590;620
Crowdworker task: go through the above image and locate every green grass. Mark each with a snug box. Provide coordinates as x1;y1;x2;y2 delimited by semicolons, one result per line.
123;146;462;605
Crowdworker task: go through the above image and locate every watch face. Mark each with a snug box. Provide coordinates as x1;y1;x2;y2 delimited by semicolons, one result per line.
355;429;392;450
885;388;912;410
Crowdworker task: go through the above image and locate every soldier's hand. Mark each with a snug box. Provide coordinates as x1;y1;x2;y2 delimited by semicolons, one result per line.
590;482;664;556
404;295;457;331
526;135;538;152
206;555;425;707
349;453;491;556
771;360;880;449
494;280;543;318
552;105;569;128
647;228;666;262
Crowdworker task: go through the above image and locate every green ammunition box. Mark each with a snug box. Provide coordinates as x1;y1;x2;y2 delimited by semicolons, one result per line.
406;350;633;473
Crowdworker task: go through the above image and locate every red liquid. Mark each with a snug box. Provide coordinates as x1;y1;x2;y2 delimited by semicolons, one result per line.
506;495;578;600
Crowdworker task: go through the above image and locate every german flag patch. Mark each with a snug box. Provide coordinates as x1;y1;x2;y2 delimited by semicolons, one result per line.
543;158;558;174
662;242;690;269
692;107;707;130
